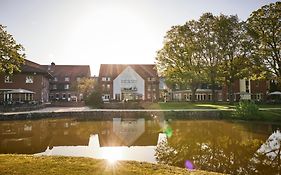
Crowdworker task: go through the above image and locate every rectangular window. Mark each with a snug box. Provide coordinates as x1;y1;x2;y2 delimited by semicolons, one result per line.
107;84;110;90
54;77;58;81
65;77;70;82
53;84;57;90
26;76;34;83
245;80;250;93
147;85;151;91
102;77;111;81
4;76;12;83
152;84;156;91
64;84;69;90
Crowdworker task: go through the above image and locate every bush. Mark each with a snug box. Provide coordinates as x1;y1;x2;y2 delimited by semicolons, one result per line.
234;100;259;118
85;91;103;108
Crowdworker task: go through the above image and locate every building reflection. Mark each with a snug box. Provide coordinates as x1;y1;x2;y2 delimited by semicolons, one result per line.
0;117;161;155
36;133;167;163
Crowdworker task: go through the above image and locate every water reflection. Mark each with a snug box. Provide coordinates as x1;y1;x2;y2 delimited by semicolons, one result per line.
155;121;281;175
36;133;167;163
0;117;280;174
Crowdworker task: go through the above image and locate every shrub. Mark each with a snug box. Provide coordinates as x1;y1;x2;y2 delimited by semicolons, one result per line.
85;91;103;108
234;100;259;118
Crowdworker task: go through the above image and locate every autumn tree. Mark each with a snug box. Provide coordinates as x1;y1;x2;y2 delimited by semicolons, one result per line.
156;22;207;102
247;2;281;88
0;24;25;74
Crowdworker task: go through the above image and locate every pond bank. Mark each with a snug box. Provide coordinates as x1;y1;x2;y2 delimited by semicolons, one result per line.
0;107;280;122
0;154;224;175
0;108;226;121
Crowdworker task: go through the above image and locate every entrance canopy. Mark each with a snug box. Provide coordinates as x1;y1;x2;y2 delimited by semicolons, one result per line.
6;89;35;94
268;91;281;95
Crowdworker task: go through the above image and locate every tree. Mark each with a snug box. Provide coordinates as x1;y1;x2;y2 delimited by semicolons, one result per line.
247;2;281;88
156;22;207;102
215;15;252;103
72;77;96;100
196;13;222;102
0;25;25;74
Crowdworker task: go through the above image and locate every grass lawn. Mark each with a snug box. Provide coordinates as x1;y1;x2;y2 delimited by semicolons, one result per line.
0;154;223;175
144;102;235;110
144;102;281;110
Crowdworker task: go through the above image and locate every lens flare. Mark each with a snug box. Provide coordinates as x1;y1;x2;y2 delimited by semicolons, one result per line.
185;160;194;170
165;126;173;138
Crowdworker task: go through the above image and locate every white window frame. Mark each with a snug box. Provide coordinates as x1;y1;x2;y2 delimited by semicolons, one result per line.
26;76;34;84
65;77;70;82
4;75;12;83
64;84;69;90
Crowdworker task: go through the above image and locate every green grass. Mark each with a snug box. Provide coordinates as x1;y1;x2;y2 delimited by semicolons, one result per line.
144;102;281;110
0;154;223;175
144;102;235;110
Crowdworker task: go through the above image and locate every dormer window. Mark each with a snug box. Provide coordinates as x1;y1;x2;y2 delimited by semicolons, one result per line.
65;77;70;82
26;76;34;84
4;76;12;83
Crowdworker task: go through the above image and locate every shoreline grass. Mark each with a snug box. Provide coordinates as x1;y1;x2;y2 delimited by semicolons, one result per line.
0;154;223;175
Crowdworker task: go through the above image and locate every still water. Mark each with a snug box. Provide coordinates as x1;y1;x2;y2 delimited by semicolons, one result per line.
0;116;280;174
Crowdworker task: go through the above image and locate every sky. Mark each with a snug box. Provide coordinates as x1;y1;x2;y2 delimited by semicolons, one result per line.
0;0;278;76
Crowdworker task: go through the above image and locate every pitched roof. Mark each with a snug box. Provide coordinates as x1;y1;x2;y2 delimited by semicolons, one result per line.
20;59;51;76
98;64;158;80
17;59;51;77
41;64;91;81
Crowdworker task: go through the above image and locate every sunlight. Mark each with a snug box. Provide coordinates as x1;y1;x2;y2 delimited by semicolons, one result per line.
63;5;158;75
101;147;123;165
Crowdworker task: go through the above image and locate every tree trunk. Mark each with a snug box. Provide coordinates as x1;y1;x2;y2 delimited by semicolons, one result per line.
228;82;234;104
191;87;196;102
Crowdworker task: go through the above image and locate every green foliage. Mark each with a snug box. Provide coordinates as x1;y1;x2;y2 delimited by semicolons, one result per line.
85;91;103;108
246;2;281;83
72;77;96;99
234;100;259;118
0;24;25;74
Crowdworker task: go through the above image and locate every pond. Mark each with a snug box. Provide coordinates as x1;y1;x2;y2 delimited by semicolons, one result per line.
0;114;280;175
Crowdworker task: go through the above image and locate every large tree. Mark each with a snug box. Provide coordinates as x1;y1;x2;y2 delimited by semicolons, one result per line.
196;13;222;102
0;25;25;74
215;15;252;103
156;22;207;102
247;2;281;87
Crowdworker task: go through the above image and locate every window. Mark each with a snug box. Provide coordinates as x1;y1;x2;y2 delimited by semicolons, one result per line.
102;77;110;81
54;77;58;81
245;80;250;93
107;84;110;90
76;77;81;82
4;76;12;83
148;77;156;81
53;84;57;90
64;84;69;90
65;77;70;82
26;76;34;83
147;85;151;91
152;84;156;91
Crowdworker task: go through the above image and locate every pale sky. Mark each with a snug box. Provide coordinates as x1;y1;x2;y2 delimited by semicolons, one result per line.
0;0;278;76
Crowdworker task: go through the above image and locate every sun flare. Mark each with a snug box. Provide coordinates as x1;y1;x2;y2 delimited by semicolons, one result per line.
101;147;123;164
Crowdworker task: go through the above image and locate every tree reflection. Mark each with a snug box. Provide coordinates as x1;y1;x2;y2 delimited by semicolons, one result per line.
155;121;280;175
